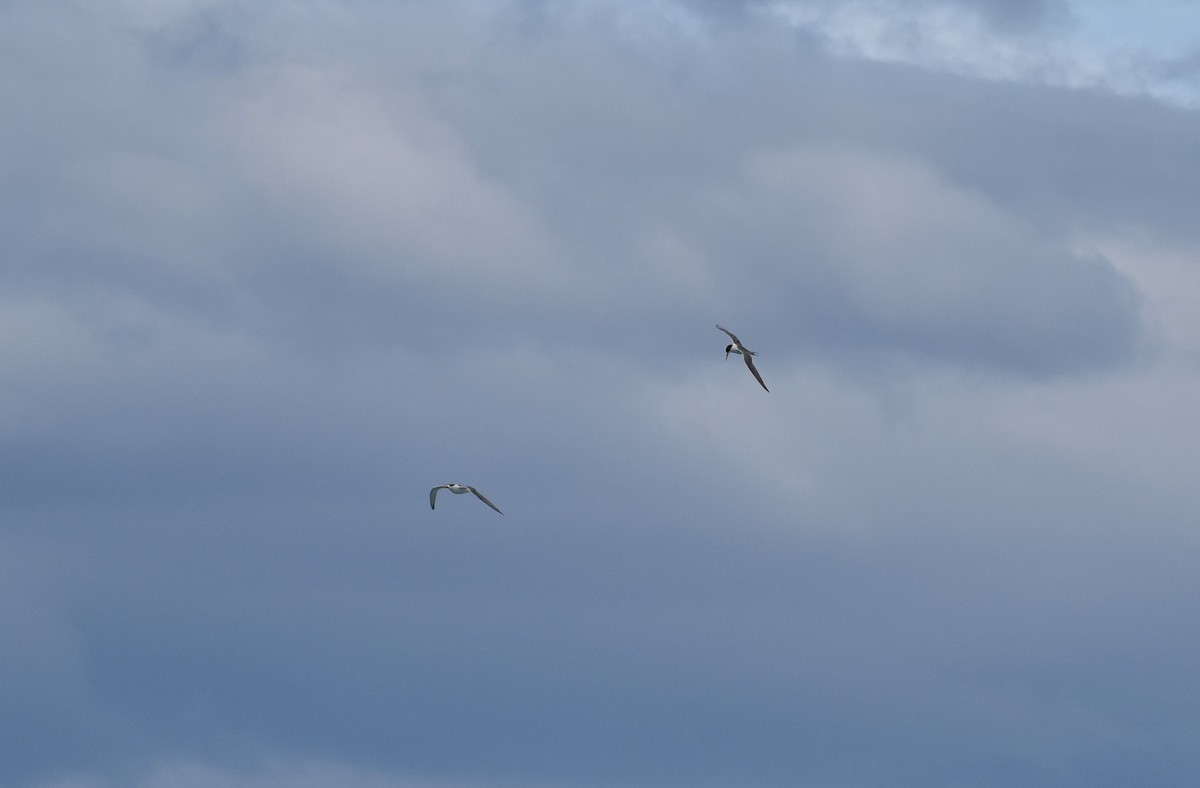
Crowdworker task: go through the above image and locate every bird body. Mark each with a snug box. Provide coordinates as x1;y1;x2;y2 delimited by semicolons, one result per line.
429;483;504;514
716;324;769;392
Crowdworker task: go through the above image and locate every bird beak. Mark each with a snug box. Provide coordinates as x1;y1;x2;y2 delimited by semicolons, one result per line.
724;349;730;361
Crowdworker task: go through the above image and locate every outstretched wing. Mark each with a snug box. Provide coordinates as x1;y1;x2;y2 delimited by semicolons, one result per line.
429;485;445;510
468;486;504;514
743;354;770;392
715;324;741;345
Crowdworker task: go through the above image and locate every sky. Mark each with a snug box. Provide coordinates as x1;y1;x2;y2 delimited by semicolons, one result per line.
3;0;1200;785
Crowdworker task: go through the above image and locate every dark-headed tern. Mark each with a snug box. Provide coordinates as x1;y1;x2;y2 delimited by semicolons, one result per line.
716;324;769;392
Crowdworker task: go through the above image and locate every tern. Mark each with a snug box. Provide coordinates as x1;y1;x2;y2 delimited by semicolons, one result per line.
429;483;504;514
716;324;769;392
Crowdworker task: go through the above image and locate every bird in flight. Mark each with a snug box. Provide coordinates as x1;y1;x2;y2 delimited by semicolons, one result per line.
429;483;504;514
716;324;769;392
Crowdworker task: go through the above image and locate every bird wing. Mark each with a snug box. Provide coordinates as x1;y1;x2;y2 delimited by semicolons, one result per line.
468;486;504;514
715;324;741;345
430;485;445;509
743;354;770;392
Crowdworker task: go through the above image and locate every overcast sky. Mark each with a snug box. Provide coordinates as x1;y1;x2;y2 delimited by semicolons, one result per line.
4;1;1200;786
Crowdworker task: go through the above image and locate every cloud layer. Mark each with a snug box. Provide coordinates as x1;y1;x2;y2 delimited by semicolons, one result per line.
4;2;1200;786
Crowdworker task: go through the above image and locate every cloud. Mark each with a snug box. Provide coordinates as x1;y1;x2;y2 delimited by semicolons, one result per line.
4;2;1200;787
694;143;1140;374
752;0;1200;105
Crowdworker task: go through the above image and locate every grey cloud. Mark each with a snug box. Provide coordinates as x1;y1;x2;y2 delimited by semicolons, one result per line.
6;0;1163;375
1157;47;1200;81
424;16;1151;375
681;0;1071;32
4;2;1200;787
943;0;1069;31
688;143;1141;375
141;7;247;73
